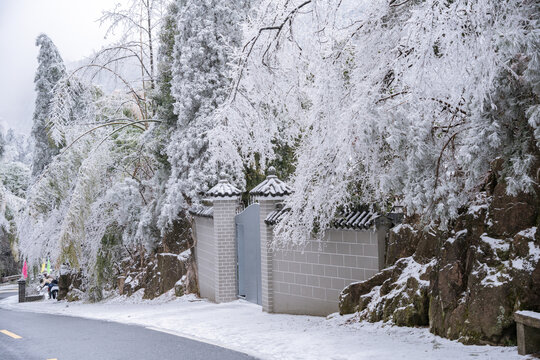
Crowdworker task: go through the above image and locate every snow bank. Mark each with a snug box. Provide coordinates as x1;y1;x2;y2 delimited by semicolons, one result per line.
0;289;521;360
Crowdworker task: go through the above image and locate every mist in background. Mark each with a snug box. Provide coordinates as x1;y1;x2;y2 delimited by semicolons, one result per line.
0;0;120;135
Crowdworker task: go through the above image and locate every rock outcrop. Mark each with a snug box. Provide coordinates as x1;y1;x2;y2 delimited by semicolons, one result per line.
340;159;540;345
57;215;199;302
58;267;85;301
121;215;199;299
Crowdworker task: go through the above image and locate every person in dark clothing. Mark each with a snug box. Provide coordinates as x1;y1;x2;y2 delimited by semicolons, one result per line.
40;274;57;299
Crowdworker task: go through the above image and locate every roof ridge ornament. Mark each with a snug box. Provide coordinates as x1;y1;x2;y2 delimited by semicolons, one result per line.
250;167;292;198
267;166;277;177
205;174;242;199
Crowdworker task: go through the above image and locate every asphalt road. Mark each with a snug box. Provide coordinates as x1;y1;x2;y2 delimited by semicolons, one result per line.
0;288;256;360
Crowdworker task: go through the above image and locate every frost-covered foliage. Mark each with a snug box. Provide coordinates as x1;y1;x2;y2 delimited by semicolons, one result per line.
159;0;247;227
19;7;171;284
0;162;30;198
19;85;153;274
0;130;32;198
153;1;179;125
47;77;97;148
2;129;33;165
97;0;169;94
0;183;25;258
214;0;540;245
0;130;30;259
31;34;66;177
15;0;538;295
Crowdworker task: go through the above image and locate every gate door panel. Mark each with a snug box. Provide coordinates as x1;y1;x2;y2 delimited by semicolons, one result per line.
235;203;261;305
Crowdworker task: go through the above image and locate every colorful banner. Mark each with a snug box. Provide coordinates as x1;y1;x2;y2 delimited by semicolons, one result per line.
41;262;45;273
22;260;28;279
46;258;51;274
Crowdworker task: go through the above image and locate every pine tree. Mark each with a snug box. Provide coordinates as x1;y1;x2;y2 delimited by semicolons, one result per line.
154;1;179;126
160;0;247;226
31;34;66;177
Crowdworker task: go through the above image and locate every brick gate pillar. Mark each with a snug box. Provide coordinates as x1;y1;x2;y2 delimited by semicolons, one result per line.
250;167;292;313
18;278;26;303
205;177;242;303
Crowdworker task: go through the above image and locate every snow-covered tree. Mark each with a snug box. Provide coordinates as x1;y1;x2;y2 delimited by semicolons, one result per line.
159;0;248;226
213;0;540;245
153;1;179;125
31;34;66;177
0;162;30;198
19;88;149;272
98;0;168;91
3;130;33;165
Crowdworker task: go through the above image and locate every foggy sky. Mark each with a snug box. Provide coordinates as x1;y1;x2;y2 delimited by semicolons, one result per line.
0;0;121;135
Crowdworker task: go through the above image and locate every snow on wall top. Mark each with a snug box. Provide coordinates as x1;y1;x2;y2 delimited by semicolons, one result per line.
515;310;540;321
266;208;381;230
250;167;292;197
189;206;214;218
205;178;242;198
332;210;380;230
265;207;290;225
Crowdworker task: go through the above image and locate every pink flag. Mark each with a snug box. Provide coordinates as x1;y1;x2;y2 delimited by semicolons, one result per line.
22;260;28;279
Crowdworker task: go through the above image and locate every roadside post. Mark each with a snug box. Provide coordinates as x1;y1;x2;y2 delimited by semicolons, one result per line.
18;278;26;303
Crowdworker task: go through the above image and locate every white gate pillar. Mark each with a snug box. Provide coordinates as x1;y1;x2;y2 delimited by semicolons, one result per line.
250;167;292;312
206;177;241;303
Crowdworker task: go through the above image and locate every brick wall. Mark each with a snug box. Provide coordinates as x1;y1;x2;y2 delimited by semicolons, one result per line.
193;216;216;301
212;199;238;302
193;195;389;317
271;228;386;316
259;199;281;312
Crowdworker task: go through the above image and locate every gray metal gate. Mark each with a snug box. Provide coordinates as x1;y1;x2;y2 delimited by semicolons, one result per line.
235;203;262;305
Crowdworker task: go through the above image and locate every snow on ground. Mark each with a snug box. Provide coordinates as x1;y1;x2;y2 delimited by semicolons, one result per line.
0;287;524;360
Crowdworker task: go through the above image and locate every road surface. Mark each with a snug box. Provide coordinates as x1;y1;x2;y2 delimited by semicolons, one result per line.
0;285;256;360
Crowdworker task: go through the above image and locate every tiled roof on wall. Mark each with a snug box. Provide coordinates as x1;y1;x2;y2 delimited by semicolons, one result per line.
265;207;290;225
265;208;383;230
206;179;242;198
189;206;214;218
331;210;380;229
250;167;292;197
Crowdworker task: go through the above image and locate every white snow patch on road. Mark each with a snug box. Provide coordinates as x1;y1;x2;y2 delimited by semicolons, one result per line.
0;289;522;360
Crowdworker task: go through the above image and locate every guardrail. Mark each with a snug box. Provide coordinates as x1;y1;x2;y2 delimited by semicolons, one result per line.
1;275;20;283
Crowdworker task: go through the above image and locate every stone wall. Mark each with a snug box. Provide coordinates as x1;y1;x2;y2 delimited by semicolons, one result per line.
193;204;389;317
271;228;386;316
212;199;238;303
193;216;216;301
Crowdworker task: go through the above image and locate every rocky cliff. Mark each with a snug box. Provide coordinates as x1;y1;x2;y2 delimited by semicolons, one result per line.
59;216;199;301
119;215;198;300
340;159;540;345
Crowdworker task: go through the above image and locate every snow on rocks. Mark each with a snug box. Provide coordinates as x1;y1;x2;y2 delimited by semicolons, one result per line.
446;229;467;245
341;256;435;327
391;223;416;234
480;234;510;252
516;226;537;239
